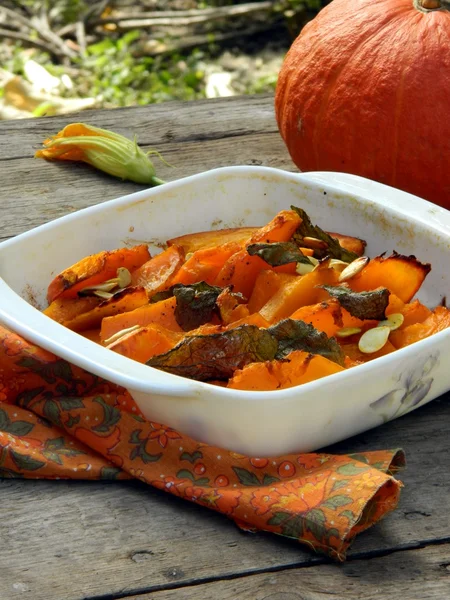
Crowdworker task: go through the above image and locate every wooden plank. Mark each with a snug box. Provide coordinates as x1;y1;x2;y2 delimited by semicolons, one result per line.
0;396;449;600
128;544;450;600
0;95;281;162
0;132;293;242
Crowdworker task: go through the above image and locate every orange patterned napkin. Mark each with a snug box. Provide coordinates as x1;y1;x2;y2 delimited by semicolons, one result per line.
0;325;404;561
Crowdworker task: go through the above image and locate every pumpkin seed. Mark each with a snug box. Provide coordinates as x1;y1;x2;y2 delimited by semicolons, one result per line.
302;236;329;250
358;326;390;354
93;290;114;300
377;313;404;331
117;267;132;288
79;267;132;297
338;256;370;283
104;324;141;346
296;262;315;275
329;259;350;272
336;326;362;338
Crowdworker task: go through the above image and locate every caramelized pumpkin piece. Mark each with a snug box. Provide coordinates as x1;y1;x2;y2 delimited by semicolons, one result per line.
399;300;432;328
78;329;102;344
100;296;182;343
327;232;366;257
167;226;258;254
290;299;343;338
107;324;182;363
389;306;450;349
260;262;339;324
44;296;100;325
348;252;431;303
228;350;344;391
250;209;302;244
248;271;297;314
216;287;249;325
341;339;397;363
214;211;302;298
64;287;149;332
130;245;184;296
47;244;150;303
170;242;240;286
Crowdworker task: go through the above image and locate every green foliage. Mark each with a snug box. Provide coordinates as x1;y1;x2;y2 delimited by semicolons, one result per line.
80;32;205;106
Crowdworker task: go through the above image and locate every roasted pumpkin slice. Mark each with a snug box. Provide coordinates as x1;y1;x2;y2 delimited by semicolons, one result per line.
47;244;150;303
130;245;184;296
64;287;148;332
167;226;258;253
347;252;431;303
228;350;344;391
100;296;182;343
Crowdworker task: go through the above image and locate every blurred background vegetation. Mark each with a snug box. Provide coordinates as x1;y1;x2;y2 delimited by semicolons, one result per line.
0;0;329;119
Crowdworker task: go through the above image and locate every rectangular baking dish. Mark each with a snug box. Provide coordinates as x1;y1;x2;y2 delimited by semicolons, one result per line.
1;166;450;456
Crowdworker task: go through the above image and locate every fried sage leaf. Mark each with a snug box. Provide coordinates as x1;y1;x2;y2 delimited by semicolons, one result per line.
149;288;174;303
268;319;345;366
247;242;313;266
291;206;359;263
321;285;390;321
147;325;278;380
173;281;223;331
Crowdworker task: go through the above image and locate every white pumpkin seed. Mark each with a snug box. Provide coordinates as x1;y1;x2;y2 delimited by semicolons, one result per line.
117;267;132;288
296;262;315;275
358;326;390;354
336;326;362;338
378;313;404;331
329;259;350;272
93;290;114;300
338;256;370;283
104;324;141;346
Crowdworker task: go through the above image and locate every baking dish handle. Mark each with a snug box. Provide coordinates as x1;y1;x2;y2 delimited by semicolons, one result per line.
300;171;450;232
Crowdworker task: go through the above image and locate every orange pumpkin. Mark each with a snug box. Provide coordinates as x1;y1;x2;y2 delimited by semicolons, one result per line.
275;0;450;207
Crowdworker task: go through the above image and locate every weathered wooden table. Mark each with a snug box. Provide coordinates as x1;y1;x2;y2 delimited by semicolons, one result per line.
1;95;449;600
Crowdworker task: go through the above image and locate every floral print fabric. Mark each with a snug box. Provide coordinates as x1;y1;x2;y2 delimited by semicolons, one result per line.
0;325;404;561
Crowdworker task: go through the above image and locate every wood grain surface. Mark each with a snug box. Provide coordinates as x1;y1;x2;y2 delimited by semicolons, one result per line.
0;95;449;600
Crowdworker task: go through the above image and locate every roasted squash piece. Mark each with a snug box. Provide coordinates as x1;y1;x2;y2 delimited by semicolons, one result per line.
290;299;343;338
170;242;241;286
228;350;344;391
167;226;258;253
248;271;297;314
47;244;150;303
100;296;182;343
64;287;149;332
260;262;339;324
107;325;182;363
348;252;431;303
341;339;397;363
248;209;302;244
44;296;100;325
214;252;272;298
390;306;450;349
130;245;184;296
327;232;366;257
225;312;269;330
399;300;432;328
216;287;249;325
78;329;102;344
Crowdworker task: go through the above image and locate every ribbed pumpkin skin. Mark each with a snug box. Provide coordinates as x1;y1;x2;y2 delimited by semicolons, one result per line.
275;0;450;207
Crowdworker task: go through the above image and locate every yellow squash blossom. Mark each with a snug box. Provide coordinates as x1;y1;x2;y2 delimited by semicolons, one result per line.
35;123;166;185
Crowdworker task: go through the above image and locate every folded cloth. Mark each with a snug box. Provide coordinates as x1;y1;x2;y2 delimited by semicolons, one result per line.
0;326;404;561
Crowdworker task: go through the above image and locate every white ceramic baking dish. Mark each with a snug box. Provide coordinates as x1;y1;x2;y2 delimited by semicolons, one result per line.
1;166;450;456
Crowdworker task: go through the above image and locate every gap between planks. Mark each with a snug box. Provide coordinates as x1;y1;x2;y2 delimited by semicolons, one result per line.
79;541;450;600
